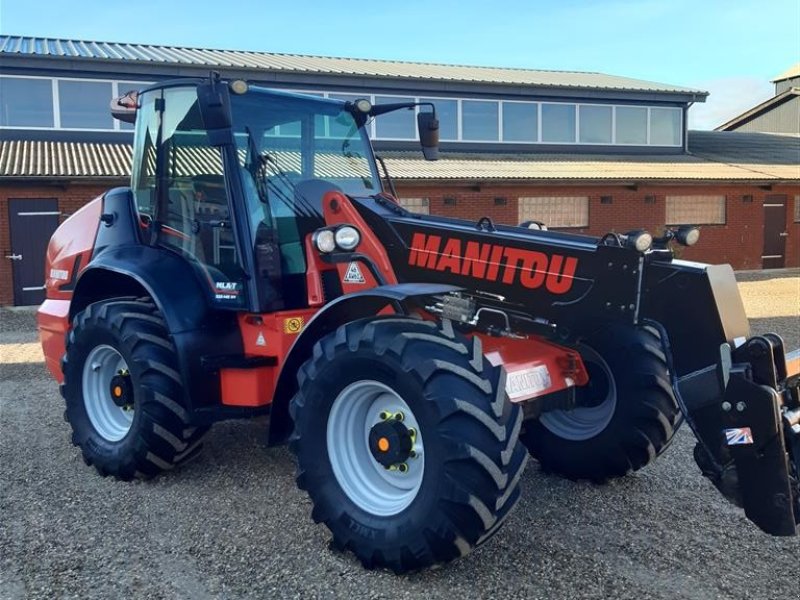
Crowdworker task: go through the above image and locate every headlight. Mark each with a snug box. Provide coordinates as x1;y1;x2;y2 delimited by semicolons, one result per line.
334;226;361;251
626;230;653;253
313;229;336;253
676;226;700;247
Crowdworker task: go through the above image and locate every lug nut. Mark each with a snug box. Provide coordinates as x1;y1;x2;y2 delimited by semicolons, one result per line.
379;411;391;421
394;412;404;421
397;463;408;473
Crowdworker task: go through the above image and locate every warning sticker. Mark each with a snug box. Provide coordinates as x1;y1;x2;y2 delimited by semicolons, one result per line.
284;317;305;334
343;262;366;284
255;332;266;347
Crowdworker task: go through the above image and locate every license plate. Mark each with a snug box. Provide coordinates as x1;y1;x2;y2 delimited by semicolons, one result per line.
505;365;552;401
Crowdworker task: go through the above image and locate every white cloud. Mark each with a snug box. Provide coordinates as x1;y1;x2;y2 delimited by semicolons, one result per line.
688;77;775;130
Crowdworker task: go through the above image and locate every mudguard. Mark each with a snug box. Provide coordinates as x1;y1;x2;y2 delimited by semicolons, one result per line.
267;283;461;445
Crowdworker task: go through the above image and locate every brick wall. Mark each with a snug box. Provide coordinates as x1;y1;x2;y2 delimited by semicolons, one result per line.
396;182;800;270
1;179;798;305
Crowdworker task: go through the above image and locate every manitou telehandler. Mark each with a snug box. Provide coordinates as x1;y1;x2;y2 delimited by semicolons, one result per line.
38;75;799;573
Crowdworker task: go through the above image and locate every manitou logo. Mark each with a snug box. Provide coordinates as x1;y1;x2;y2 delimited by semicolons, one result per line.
407;233;579;294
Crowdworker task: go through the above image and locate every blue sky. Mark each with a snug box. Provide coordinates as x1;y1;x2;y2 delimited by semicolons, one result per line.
1;0;798;128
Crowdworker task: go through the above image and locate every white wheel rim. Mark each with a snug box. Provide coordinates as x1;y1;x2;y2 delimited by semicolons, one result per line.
539;346;617;441
326;380;424;516
82;344;134;442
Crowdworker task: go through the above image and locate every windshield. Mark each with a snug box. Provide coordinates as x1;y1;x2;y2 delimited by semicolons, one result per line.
230;88;380;198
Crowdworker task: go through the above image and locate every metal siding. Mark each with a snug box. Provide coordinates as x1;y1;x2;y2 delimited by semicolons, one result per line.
732;96;800;135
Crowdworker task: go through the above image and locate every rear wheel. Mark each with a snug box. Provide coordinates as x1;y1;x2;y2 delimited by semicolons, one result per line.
522;324;681;481
290;317;528;573
62;298;208;480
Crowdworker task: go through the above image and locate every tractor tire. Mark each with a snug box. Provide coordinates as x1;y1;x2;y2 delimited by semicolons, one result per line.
522;324;681;482
289;317;528;573
61;297;208;480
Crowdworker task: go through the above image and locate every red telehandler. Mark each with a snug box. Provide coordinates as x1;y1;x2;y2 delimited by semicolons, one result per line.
37;75;799;573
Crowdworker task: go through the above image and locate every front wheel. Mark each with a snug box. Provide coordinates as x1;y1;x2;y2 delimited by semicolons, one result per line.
522;324;681;481
62;298;207;480
289;317;528;573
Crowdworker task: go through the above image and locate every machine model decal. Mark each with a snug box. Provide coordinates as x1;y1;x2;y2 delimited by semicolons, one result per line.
49;268;70;281
505;365;553;401
407;233;579;294
283;317;304;334
343;262;366;284
214;281;241;301
725;427;754;445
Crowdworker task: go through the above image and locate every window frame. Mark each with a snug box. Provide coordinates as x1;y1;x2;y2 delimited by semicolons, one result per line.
0;75;684;148
665;195;727;226
518;196;590;229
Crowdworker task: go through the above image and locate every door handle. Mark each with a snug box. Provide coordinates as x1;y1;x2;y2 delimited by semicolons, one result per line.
5;254;22;260
778;232;788;237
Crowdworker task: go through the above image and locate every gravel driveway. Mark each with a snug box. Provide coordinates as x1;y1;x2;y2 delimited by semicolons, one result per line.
1;271;798;600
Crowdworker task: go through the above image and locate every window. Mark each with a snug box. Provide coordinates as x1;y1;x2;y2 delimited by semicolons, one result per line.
650;108;682;146
398;197;430;214
541;103;576;143
502;102;537;142
615;106;648;144
59;80;114;129
0;77;54;127
375;95;416;139
666;195;726;225
519;196;589;228
579;105;612;144
794;195;800;223
419;97;458;141
462;100;498;141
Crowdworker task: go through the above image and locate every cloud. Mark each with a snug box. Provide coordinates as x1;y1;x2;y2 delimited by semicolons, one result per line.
688;77;774;130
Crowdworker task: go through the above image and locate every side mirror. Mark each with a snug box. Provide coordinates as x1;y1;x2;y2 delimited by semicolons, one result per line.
110;90;138;124
417;111;439;161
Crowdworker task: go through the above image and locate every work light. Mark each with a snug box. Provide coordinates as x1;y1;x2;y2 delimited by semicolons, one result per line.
335;226;361;251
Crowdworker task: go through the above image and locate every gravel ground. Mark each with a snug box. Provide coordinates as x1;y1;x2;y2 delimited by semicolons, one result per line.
1;271;799;600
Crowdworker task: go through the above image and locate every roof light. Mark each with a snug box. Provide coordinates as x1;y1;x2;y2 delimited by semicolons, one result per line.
625;230;653;253
354;98;372;113
229;80;249;95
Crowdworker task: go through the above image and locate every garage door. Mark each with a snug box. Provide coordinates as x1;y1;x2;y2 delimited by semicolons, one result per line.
7;199;60;306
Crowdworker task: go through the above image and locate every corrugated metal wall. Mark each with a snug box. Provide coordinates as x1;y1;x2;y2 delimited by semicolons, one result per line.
732;96;800;134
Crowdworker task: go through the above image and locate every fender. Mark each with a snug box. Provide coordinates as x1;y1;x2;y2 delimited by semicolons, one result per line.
267;282;461;445
72;246;244;415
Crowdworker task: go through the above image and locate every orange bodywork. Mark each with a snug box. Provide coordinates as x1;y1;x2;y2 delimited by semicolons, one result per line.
220;309;318;407
478;333;589;403
37;196;103;382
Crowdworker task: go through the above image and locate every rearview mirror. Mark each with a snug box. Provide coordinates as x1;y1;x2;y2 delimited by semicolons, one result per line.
110;90;138;124
417;111;439;161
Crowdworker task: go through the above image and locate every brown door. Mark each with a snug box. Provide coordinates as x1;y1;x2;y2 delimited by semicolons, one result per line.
762;195;788;269
7;199;60;305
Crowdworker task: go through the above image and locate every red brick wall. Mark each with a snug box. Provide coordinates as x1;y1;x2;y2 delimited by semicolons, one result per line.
0;182;111;305
1;180;798;305
395;183;800;270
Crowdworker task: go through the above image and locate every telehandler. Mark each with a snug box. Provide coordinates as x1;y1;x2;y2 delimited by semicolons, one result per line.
37;75;799;573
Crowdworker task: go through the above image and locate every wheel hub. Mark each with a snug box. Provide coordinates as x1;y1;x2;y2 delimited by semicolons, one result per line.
109;371;133;409
368;415;414;469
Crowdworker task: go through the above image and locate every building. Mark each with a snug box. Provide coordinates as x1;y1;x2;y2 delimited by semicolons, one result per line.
716;63;800;134
1;35;798;305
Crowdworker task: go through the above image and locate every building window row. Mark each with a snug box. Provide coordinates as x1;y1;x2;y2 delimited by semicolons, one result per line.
666;195;726;225
0;75;683;147
0;76;150;131
322;92;682;147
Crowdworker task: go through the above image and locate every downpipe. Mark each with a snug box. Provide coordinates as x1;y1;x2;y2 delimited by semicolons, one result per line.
647;320;800;536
